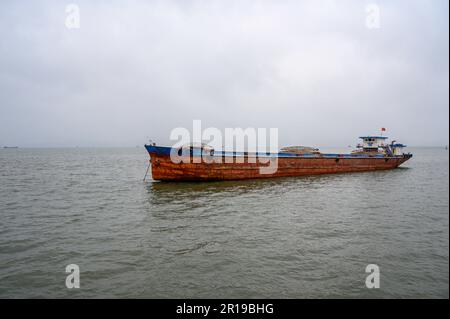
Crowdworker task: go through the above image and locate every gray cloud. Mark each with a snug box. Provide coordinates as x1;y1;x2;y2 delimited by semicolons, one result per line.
0;0;448;147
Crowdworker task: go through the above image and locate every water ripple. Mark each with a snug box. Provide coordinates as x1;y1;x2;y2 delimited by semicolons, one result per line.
0;147;448;298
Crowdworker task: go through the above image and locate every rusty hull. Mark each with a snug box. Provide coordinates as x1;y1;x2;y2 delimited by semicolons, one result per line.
148;153;412;181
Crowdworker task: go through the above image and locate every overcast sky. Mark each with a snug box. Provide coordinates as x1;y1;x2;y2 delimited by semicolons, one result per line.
0;0;448;147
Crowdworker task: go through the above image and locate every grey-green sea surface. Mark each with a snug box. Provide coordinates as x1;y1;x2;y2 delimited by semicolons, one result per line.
0;147;448;298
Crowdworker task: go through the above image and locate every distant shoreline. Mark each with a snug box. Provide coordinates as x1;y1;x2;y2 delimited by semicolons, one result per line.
1;146;448;149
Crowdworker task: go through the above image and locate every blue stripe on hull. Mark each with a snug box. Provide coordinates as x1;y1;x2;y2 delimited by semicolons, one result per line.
144;145;405;159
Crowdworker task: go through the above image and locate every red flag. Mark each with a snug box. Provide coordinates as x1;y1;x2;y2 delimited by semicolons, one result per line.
381;127;386;132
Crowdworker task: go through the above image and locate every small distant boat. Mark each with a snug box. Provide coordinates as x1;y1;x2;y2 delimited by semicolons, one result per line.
3;146;19;149
144;134;412;181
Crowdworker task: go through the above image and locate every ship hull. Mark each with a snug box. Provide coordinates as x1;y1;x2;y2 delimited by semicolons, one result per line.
145;145;412;182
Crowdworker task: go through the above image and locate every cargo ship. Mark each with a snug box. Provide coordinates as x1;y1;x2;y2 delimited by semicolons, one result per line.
144;135;412;181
